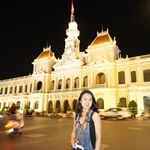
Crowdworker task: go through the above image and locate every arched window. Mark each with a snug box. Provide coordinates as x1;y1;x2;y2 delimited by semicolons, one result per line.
17;101;21;107
37;81;42;90
56;100;61;112
74;77;79;88
64;100;70;113
120;97;127;107
30;84;32;92
48;100;53;113
0;88;3;94
10;87;13;94
83;76;88;87
73;99;77;111
96;73;105;84
14;86;17;93
29;102;31;109
19;85;23;93
3;102;6;108
118;71;125;84
97;98;104;109
35;101;39;109
131;71;136;83
66;78;70;89
25;85;28;92
58;79;62;89
51;80;55;90
5;87;8;94
143;69;150;82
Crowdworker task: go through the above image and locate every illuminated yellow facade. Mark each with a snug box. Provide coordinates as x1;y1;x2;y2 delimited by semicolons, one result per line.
0;3;150;114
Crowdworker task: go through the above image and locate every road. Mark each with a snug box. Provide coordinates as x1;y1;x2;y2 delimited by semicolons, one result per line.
0;114;150;150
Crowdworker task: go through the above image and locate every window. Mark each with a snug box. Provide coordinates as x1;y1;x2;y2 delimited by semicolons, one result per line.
0;88;3;94
3;102;6;108
74;77;79;88
58;84;61;89
35;101;39;109
118;71;125;84
30;84;32;92
10;87;13;94
66;78;70;89
14;86;17;93
25;85;28;92
17;101;20;107
97;98;104;109
131;71;136;82
96;73;105;84
120;97;127;107
83;76;88;87
51;80;54;90
19;86;22;93
143;69;150;82
74;83;77;88
5;87;8;94
58;79;62;89
37;81;42;90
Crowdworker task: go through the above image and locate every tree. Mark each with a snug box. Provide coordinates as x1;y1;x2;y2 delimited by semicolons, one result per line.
128;100;138;116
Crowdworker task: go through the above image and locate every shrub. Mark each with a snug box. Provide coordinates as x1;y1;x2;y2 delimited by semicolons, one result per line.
128;100;138;115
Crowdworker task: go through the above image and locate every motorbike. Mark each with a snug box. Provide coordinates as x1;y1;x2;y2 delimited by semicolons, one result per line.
5;111;24;138
5;120;22;138
25;109;35;117
136;111;150;120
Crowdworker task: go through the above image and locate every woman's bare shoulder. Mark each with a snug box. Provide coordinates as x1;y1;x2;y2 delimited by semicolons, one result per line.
92;111;100;119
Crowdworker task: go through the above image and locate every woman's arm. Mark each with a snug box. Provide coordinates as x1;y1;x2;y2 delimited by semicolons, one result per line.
92;112;101;150
71;117;76;147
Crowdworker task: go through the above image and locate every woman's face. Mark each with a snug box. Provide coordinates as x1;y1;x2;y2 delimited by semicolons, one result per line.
80;93;93;110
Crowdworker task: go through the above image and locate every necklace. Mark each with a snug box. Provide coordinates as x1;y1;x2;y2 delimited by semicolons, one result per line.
83;109;92;123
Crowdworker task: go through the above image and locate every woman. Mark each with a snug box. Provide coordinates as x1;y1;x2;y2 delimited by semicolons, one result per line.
71;90;101;150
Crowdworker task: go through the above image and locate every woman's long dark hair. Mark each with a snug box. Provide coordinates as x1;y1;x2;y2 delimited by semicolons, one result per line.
76;90;98;115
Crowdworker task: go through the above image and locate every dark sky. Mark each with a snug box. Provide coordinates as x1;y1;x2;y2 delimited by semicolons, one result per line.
0;0;150;80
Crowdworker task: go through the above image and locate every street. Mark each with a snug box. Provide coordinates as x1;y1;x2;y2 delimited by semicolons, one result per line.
0;115;150;150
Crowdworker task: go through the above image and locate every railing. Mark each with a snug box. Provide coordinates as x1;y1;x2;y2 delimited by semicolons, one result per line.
49;84;106;93
0;75;32;82
33;90;41;93
91;84;105;88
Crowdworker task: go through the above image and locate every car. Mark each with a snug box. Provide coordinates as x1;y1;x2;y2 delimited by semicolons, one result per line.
99;107;132;120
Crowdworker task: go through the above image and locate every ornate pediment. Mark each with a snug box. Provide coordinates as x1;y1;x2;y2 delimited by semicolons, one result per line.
53;54;83;71
89;55;110;66
32;68;46;76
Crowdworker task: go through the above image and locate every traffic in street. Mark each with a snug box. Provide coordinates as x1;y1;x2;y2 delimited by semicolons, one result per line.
0;114;150;150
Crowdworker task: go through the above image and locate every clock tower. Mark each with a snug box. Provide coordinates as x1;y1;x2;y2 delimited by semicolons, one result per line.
64;0;80;59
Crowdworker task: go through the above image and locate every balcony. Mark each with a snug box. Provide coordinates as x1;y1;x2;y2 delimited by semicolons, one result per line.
49;84;106;93
33;90;41;93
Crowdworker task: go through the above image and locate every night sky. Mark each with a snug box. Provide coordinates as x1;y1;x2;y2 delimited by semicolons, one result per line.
1;0;150;80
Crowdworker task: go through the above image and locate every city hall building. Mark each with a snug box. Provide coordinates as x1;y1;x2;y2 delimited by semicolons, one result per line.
0;3;150;114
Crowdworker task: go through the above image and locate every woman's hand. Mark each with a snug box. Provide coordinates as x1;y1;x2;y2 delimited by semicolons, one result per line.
71;139;78;148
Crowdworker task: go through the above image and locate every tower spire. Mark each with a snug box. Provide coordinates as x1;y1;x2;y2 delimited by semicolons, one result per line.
71;0;74;15
70;0;75;22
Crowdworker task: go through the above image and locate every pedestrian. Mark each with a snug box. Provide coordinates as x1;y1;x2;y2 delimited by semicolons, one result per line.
71;90;101;150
